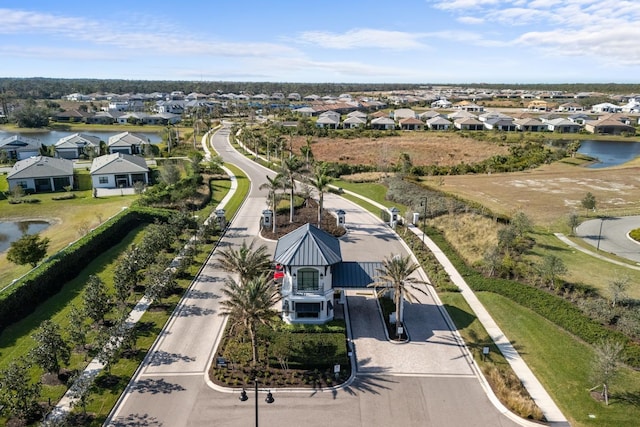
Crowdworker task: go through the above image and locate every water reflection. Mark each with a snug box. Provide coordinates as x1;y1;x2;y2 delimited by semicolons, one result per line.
0;220;50;252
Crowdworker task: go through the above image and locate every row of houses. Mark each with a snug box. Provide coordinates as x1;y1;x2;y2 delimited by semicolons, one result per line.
6;153;149;194
52;109;182;126
305;108;639;135
0;132;150;161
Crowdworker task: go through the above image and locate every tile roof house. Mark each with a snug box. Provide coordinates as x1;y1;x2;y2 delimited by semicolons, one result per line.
454;117;484;131
426;116;452;130
343;116;367;129
514;118;545;132
107;132;149;155
584;119;636;135
7;156;74;193
399;117;424;131
54;133;101;159
545;118;582;133
0;135;42;160
370;116;396;130
393;108;417;121
90;153;149;189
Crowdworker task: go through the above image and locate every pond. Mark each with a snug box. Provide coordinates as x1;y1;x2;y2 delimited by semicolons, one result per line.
0;220;51;253
0;130;162;145
577;140;640;168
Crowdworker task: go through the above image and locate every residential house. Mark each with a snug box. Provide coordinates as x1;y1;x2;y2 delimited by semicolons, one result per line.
527;100;550;111
447;110;476;121
426;116;452;130
288;93;302;101
343;116;366;129
107;132;149;155
316;111;341;129
85;111;118;125
52;109;89;123
90;152;149;189
0;135;42;160
454;117;484;131
54;133;101;159
7;156;74;193
453;101;484;112
621;101;640;113
514;118;545;132
558;102;584;112
419;110;441;121
568;113;593;125
545;118;582;133
116;112;149;125
399;117;424;131
370;116;396;130
431;99;452;109
346;110;367;119
584;119;636;135
484;118;516;131
591;102;623;113
293;107;317;117
393;108;417;121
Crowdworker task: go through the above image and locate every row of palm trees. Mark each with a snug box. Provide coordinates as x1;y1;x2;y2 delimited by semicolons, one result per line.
258;154;333;234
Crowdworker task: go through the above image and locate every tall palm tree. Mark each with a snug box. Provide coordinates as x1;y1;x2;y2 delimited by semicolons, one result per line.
215;240;272;285
219;274;281;365
310;163;332;228
282;156;302;223
369;255;428;339
259;173;284;233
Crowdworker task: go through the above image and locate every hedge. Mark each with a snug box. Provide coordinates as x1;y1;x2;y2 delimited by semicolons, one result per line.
424;226;640;367
0;206;173;332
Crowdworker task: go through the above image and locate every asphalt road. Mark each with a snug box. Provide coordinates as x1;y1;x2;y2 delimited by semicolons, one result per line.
104;125;522;427
576;216;640;263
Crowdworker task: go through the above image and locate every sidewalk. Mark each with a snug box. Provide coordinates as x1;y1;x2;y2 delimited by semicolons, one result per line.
405;224;569;426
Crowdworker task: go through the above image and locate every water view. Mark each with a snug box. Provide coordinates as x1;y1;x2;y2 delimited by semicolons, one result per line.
0;220;51;253
0;130;162;145
577;140;640;168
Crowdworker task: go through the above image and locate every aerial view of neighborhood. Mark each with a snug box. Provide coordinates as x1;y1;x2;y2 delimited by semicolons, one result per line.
1;1;640;427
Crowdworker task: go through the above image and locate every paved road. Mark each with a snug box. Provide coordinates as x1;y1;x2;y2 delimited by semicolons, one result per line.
576;215;640;263
105;125;522;427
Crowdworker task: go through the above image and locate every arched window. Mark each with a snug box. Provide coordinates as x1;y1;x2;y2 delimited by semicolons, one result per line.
297;268;319;292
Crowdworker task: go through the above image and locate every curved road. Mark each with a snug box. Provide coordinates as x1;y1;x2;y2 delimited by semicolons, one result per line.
104;125;523;427
576;216;640;263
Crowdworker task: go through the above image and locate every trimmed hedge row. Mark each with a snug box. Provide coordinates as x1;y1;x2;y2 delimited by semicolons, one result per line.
424;226;640;368
0;206;173;332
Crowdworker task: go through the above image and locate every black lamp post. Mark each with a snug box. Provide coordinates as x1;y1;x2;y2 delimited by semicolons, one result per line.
420;197;428;242
239;378;274;427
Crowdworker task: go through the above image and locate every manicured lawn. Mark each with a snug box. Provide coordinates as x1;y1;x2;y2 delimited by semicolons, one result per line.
478;292;640;427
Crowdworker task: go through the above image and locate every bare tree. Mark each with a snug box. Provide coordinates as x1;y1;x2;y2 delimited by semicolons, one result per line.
590;339;624;405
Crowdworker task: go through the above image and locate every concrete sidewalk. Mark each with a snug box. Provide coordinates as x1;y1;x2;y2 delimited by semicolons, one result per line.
405;224;569;426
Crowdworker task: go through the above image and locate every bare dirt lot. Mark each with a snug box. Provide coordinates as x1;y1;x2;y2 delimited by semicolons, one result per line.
292;133;509;167
427;159;640;226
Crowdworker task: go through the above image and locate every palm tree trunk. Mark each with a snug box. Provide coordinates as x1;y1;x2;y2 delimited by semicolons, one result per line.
317;193;323;228
289;185;294;223
396;289;403;338
249;322;259;365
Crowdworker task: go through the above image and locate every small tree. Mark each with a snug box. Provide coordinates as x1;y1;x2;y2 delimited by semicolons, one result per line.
590;339;624;405
7;233;50;267
608;276;629;308
68;372;93;416
0;359;42;422
537;254;568;291
567;211;580;236
582;192;597;211
67;305;89;352
83;275;112;325
160;161;181;186
30;320;71;375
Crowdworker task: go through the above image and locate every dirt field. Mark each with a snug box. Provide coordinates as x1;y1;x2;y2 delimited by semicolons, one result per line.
292;133;509;167
424;159;640;227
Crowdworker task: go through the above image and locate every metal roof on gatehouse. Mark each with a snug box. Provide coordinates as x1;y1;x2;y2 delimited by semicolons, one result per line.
274;223;342;266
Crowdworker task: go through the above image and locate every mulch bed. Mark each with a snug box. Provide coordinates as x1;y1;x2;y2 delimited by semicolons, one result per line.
260;198;346;240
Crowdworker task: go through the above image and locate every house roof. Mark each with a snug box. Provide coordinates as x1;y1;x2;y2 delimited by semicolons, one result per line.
399;117;423;125
343;116;366;124
7;156;73;179
274;223;342;267
585;119;635;130
108;132;149;147
0;135;42;150
371;117;395;125
454;117;484;125
54;133;101;148
427;117;451;125
90;153;149;175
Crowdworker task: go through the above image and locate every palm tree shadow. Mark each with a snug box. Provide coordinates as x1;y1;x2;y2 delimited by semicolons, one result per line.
108;412;164;426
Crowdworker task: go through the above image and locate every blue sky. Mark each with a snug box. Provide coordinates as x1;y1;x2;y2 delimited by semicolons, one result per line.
1;0;639;84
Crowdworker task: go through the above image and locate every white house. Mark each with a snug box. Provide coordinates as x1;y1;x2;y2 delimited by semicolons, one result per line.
7;156;74;193
370;116;396;130
108;132;149;155
0;135;42;160
426;116;451;130
54;133;101;159
393;108;417;121
591;102;623;113
545;118;582;133
90;153;149;189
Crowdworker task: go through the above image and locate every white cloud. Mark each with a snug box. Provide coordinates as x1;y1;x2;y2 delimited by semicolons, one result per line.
431;0;501;10
297;28;427;50
457;16;484;24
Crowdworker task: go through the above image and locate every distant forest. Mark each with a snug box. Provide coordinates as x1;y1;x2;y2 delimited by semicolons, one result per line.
0;77;639;99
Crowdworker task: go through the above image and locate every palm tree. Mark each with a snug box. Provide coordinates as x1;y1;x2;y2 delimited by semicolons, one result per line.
310;163;332;228
259;173;284;233
219;274;281;365
282;156;302;224
215;240;272;285
301;136;314;168
369;255;428;339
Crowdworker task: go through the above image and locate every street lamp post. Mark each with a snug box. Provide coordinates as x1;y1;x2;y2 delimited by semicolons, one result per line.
597;217;605;251
420;197;428;243
239;378;274;427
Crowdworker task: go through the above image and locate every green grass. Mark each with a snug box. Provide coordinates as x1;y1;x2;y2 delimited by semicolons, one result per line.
478;292;640;427
222;163;249;219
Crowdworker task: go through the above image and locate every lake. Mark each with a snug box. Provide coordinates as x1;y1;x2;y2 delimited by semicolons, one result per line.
577;140;640;168
0;220;51;253
0;130;162;145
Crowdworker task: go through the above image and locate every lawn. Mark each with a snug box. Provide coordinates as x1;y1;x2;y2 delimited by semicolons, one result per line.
478;292;640;427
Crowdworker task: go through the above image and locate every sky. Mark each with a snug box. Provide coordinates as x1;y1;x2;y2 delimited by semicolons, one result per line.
1;0;639;84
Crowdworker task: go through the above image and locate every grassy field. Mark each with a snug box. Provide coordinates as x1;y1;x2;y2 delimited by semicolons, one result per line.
479;292;640;427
